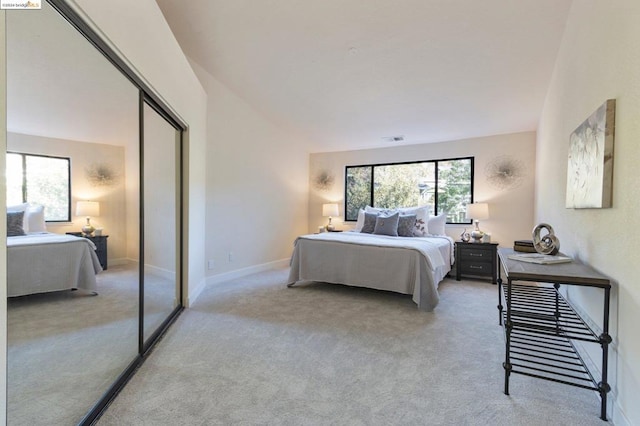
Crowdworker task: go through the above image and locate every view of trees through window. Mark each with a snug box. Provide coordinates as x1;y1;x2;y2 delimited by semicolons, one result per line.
345;157;473;224
6;152;71;221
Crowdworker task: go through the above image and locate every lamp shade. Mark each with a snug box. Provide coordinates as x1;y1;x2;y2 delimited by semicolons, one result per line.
322;203;339;217
76;201;100;217
465;203;489;220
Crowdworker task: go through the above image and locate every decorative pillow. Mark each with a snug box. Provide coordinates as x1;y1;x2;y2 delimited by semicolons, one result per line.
360;212;379;234
354;209;365;231
7;211;26;237
373;212;400;237
25;204;46;233
397;214;417;237
398;206;429;236
428;213;447;236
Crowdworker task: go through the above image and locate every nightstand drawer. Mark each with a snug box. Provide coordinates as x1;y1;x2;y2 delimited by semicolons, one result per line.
459;262;492;275
460;249;493;261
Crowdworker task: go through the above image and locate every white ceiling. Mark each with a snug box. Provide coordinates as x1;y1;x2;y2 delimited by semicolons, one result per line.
156;0;573;153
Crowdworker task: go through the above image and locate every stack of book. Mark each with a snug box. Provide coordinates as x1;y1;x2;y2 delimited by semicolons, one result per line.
514;240;536;253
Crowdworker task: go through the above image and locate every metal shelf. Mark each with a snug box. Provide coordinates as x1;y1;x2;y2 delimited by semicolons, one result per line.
497;248;612;421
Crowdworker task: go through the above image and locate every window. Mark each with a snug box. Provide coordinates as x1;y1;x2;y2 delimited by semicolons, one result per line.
6;152;71;222
345;157;473;224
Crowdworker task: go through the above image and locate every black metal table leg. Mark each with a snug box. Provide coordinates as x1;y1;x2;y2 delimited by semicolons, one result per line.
503;278;512;395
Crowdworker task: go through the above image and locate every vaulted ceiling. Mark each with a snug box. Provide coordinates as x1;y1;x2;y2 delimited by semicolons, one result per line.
156;0;573;153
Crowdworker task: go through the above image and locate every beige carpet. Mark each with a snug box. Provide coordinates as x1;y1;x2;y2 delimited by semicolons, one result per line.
7;263;177;426
97;268;605;425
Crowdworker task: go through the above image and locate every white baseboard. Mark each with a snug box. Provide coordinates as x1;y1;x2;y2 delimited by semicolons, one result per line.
108;257;131;267
206;258;289;287
186;277;206;308
144;263;175;281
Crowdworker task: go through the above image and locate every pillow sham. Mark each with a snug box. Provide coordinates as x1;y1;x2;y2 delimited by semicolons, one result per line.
428;213;446;236
7;203;28;213
7;211;26;237
26;204;46;233
373;212;399;237
360;212;379;234
397;214;417;237
354;209;365;231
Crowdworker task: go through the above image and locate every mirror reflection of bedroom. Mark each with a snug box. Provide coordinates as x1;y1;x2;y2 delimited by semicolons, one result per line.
5;2;180;424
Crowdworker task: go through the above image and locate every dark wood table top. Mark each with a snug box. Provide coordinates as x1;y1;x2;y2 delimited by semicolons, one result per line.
498;248;611;288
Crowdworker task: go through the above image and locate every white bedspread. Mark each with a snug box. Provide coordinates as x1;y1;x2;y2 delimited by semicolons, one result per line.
287;232;453;311
7;233;102;297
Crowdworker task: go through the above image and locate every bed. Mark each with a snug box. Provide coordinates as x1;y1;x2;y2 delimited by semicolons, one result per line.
287;231;454;311
7;232;103;297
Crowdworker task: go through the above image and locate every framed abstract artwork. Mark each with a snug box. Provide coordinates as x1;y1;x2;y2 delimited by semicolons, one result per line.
566;99;616;209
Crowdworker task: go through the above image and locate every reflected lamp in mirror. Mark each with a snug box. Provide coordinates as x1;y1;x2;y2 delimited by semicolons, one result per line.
465;202;489;242
76;200;100;236
322;203;339;231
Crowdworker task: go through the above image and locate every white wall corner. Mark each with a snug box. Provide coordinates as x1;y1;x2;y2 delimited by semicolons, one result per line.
205;259;290;288
186;276;207;308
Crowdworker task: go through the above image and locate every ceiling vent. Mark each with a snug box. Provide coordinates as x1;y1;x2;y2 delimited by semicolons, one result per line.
382;135;405;143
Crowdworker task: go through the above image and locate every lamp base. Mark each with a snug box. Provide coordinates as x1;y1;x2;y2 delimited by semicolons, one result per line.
82;217;95;236
326;217;334;231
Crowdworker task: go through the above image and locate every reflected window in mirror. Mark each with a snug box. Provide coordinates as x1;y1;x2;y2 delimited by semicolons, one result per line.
6;152;71;222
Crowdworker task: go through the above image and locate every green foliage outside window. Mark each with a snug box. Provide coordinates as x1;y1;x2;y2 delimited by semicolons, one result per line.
6;152;71;222
345;157;473;223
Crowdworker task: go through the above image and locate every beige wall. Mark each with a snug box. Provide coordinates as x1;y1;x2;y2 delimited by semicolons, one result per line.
190;60;309;281
310;132;536;246
7;132;127;263
536;1;640;424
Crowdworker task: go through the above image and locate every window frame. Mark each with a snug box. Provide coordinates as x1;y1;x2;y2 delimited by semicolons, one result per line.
344;156;474;224
7;151;72;222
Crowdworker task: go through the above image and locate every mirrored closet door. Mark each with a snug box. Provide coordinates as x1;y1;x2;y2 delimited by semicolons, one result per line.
142;101;182;348
5;1;186;424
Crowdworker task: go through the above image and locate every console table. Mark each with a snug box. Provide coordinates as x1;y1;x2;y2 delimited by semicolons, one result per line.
497;248;611;421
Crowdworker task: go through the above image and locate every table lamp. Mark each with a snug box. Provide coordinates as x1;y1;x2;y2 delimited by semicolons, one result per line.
465;203;489;242
76;201;100;236
322;203;339;231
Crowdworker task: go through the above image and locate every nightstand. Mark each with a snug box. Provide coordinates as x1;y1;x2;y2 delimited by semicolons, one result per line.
66;233;108;270
455;241;498;283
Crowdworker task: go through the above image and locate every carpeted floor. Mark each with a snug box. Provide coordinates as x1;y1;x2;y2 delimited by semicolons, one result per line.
97;268;605;425
7;263;177;426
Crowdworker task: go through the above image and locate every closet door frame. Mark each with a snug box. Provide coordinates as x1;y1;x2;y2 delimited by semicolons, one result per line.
43;1;187;424
139;93;185;356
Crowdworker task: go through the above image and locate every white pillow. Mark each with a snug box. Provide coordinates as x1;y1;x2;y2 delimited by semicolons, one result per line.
7;203;28;213
25;204;47;233
354;209;365;231
428;213;446;236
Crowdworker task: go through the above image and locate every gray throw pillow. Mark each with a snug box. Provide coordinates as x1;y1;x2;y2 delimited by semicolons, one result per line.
374;212;400;237
360;212;379;234
7;211;26;237
397;214;417;237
